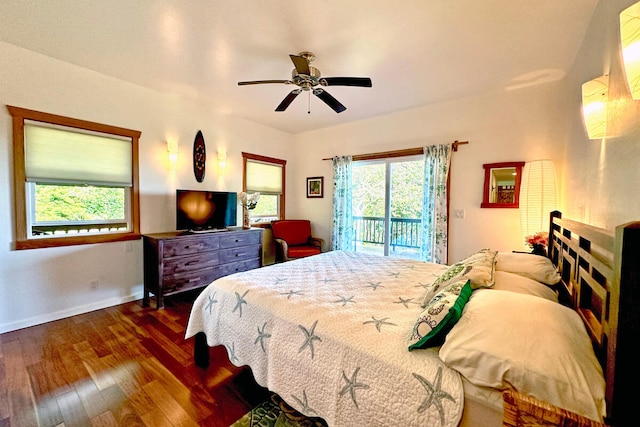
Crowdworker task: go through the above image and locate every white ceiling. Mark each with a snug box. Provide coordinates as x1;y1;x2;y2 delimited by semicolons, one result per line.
0;0;598;135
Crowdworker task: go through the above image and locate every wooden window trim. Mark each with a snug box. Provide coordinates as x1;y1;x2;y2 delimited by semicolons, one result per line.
8;105;141;250
242;152;286;220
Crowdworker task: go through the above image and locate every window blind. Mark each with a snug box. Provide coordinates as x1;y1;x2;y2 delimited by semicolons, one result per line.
246;160;283;193
24;121;133;186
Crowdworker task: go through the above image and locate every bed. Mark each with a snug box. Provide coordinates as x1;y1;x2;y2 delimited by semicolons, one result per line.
185;211;639;426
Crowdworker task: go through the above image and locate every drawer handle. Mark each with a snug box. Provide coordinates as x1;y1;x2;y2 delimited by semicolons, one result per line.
235;253;239;257
235;239;239;242
186;260;200;266
188;277;201;282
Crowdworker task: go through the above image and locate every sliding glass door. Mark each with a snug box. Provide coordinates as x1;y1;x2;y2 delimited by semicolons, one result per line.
352;156;423;259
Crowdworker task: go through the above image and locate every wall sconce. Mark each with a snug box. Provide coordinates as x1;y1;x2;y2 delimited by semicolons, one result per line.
581;75;608;139
217;149;227;169
519;160;557;243
167;140;178;170
621;2;640;99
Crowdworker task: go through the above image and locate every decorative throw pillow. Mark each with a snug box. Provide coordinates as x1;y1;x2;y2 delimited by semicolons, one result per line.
495;252;561;285
421;248;497;307
439;289;606;421
408;279;472;350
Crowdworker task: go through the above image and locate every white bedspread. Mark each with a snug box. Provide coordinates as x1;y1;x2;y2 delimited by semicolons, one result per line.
185;250;464;427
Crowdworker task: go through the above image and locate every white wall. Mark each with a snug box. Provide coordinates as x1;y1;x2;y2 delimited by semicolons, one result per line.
560;0;640;230
0;42;293;333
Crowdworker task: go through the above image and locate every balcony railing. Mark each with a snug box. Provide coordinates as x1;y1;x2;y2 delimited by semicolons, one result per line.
353;216;421;250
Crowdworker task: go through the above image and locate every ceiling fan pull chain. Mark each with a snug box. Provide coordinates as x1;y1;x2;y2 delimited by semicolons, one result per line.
308;91;311;114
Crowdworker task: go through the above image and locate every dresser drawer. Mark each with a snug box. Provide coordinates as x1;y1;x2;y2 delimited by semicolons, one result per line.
219;258;261;276
163;252;220;275
219;231;261;249
219;243;261;264
163;266;221;294
163;236;219;258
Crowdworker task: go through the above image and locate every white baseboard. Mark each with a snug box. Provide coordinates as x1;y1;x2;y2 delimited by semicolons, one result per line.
0;291;145;334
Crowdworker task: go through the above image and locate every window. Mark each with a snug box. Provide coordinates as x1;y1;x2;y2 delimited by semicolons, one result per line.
8;105;141;249
242;152;286;224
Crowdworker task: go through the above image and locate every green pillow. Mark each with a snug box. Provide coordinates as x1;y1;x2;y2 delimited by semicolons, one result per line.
408;279;472;350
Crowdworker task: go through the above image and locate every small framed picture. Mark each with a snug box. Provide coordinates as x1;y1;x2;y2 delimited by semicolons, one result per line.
306;176;324;198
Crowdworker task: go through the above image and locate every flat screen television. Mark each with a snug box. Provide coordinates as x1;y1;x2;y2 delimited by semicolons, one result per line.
176;190;237;232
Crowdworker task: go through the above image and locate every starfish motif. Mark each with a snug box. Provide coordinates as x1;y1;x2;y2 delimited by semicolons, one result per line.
413;368;456;426
233;290;250;317
320;277;337;284
298;320;322;359
254;322;271;352
281;289;304;299
274;277;288;285
363;316;397;332
226;342;238;363
333;295;355;306
394;296;415;308
291;390;318;416
204;292;218;315
388;272;400;278
416;282;432;290
366;281;383;291
339;367;370;408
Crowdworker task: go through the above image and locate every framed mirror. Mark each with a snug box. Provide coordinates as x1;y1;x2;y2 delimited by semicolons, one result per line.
481;162;525;208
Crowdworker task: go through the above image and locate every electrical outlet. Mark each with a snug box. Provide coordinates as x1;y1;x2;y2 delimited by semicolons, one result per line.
454;209;465;219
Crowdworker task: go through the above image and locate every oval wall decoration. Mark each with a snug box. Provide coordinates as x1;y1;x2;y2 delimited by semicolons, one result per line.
193;130;206;182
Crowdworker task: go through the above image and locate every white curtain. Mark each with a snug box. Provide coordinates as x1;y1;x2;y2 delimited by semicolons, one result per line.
420;144;452;264
331;156;354;251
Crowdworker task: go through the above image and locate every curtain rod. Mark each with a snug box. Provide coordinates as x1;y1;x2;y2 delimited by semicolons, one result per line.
322;140;469;161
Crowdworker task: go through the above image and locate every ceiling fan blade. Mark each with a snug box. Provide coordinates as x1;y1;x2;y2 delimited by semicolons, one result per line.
321;77;372;87
275;90;301;112
289;54;311;75
313;88;346;113
238;80;290;86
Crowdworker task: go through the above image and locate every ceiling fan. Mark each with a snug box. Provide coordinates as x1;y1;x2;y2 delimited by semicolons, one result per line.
237;51;372;113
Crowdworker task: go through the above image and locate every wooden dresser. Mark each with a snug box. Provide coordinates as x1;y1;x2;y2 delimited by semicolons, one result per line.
142;228;262;309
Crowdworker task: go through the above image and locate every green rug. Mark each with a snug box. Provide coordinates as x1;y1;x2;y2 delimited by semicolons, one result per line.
231;394;328;427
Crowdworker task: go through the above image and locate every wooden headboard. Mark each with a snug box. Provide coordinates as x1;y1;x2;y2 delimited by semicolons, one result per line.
547;211;640;426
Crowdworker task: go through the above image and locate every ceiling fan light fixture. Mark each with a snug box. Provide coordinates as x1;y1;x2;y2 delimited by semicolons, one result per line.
237;51;372;113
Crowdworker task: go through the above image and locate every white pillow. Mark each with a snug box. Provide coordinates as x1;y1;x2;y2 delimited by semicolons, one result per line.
492;270;558;302
439;290;606;422
495;252;560;285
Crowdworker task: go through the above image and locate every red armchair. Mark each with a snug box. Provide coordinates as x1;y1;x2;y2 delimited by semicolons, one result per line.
271;219;325;262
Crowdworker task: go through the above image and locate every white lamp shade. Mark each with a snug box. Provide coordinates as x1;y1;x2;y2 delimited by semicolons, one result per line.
581;75;608;139
519;160;557;239
621;2;640;99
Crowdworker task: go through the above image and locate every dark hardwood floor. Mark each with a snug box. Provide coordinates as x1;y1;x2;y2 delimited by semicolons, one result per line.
0;290;271;427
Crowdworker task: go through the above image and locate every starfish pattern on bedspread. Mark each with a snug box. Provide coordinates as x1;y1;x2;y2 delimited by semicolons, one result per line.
363;316;397;332
339;367;370;409
394;296;416;308
298;320;321;359
204;292;218;315
233;290;250;317
291;390;319;417
366;281;383;290
333;295;355;306
255;322;271;352
282;289;304;299
226;342;239;363
413;367;456;426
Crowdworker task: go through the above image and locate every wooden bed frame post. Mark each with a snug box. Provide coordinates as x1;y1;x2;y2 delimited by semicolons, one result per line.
194;332;210;368
610;221;640;426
